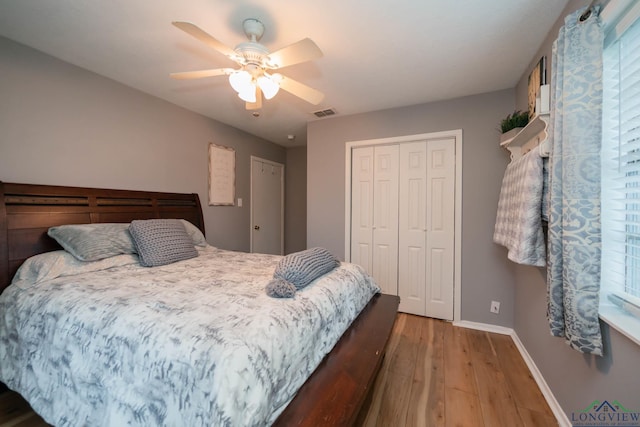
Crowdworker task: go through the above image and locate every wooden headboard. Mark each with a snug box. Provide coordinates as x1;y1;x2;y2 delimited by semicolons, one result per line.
0;182;205;293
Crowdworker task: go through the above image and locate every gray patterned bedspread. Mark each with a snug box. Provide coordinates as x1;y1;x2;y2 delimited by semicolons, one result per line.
0;247;380;426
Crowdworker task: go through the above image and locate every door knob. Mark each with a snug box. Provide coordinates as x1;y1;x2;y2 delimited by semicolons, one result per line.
254;225;260;230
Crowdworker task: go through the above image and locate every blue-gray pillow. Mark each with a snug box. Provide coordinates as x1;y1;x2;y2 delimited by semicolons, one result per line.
48;223;135;261
129;219;198;267
273;247;340;290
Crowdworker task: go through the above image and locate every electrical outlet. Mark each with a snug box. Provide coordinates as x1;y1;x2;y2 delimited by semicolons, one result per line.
490;301;501;314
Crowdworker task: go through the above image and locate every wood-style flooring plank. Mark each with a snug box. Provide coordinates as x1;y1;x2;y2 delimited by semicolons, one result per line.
372;369;414;427
478;397;526;427
372;314;423;427
359;314;406;427
489;333;554;417
386;313;422;378
405;317;445;427
517;406;559;427
444;387;484;427
443;322;477;394
465;328;523;426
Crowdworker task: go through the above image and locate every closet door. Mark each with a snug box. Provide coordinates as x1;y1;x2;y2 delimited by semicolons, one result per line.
398;141;427;315
424;138;455;320
350;145;399;295
398;138;455;319
372;145;399;295
350;147;374;273
348;132;458;321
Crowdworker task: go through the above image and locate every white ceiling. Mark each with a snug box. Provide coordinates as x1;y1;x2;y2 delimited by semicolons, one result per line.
0;0;570;147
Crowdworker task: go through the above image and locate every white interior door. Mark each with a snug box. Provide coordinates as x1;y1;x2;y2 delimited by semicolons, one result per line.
350;145;399;295
348;135;456;321
398;141;428;315
250;157;284;255
372;145;399;295
424;138;455;320
350;147;374;273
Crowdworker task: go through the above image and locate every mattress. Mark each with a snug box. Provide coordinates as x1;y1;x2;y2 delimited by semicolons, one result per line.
0;246;380;426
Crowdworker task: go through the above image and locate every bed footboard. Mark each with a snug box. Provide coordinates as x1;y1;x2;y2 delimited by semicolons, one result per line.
272;293;399;427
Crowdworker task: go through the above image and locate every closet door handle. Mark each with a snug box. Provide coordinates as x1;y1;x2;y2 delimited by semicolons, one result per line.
254;225;260;230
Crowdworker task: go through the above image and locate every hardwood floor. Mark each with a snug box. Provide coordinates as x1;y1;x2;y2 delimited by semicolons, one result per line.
358;314;557;426
0;314;557;427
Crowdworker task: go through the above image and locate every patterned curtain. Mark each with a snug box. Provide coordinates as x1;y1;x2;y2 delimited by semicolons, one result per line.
547;8;604;355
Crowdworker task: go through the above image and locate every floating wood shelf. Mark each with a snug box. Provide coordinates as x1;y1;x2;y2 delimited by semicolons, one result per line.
500;112;550;161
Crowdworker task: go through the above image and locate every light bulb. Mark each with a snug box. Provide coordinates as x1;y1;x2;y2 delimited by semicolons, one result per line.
257;74;280;100
229;70;252;93
238;83;257;103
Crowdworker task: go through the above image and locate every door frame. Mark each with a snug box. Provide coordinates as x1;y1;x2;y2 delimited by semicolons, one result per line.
344;130;463;322
250;156;285;254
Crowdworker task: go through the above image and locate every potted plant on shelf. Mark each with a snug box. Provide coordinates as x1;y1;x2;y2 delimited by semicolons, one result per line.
499;110;529;143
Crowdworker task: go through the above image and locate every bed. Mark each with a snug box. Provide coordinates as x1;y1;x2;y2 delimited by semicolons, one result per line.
0;181;399;426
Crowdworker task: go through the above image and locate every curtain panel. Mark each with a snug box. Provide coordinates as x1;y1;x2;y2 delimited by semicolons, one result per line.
547;8;604;355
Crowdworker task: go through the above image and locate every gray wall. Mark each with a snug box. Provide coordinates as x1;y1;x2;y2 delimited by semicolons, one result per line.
512;0;640;418
0;36;290;252
307;90;518;327
284;146;307;254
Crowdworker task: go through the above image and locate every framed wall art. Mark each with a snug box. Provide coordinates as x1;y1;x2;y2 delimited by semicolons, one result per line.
208;143;236;206
527;56;547;119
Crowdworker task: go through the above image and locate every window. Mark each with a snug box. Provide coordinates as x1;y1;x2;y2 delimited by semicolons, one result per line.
600;4;640;344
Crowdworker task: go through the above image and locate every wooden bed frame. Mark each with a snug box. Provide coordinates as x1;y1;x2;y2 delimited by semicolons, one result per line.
0;181;399;426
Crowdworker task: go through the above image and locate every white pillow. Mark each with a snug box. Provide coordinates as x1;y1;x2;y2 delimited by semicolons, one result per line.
47;223;135;261
12;250;139;287
179;219;208;247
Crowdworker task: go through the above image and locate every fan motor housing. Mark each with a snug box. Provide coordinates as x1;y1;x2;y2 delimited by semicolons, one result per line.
234;42;269;66
242;18;265;41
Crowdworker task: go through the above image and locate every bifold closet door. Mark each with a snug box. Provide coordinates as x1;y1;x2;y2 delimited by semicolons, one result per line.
350;145;399;295
350;147;374;273
398;142;427;315
398;138;455;319
372;145;399;295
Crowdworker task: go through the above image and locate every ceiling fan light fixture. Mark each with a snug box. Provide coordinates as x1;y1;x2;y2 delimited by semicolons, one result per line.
171;21;324;109
257;74;280;100
229;70;252;93
237;84;257;103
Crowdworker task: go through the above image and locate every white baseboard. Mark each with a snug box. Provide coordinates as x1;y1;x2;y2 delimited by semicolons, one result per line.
453;320;571;427
452;320;513;335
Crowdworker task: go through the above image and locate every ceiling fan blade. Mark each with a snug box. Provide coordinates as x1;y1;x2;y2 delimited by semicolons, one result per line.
278;76;324;105
246;86;263;110
170;68;234;80
266;38;323;69
172;21;237;60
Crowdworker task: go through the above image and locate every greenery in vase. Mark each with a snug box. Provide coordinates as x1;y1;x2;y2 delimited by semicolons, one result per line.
499;110;530;133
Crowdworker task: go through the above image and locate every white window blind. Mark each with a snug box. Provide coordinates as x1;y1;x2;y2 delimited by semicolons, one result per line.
601;13;640;320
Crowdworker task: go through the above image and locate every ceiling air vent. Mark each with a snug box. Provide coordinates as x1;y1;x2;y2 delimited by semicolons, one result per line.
312;108;337;118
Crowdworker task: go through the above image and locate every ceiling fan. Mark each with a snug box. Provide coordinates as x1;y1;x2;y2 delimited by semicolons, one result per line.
170;19;324;110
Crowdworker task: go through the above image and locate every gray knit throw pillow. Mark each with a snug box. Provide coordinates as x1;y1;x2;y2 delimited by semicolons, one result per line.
265;278;297;298
273;247;340;290
129;219;198;267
